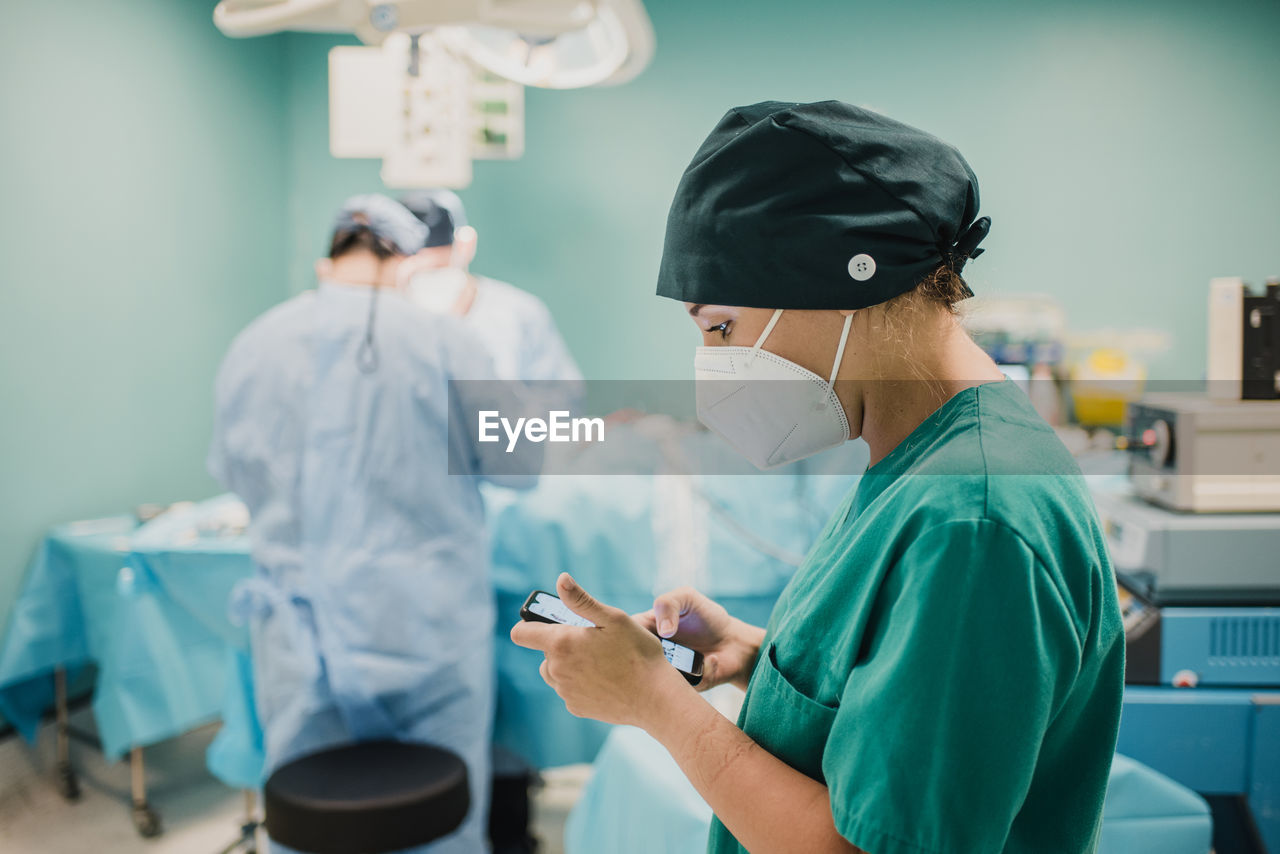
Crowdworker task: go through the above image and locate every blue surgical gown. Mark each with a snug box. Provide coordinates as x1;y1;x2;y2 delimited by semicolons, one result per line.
209;282;530;854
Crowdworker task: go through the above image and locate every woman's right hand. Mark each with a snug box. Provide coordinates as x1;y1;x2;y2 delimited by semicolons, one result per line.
633;587;766;692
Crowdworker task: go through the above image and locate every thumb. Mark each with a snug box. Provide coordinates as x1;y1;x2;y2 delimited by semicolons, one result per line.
557;573;614;624
652;587;697;638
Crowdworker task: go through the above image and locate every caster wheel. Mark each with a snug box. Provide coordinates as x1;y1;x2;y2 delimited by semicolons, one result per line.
132;804;163;838
239;821;259;854
55;762;81;801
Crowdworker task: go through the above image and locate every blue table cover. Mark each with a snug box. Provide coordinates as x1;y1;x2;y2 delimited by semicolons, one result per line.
565;727;1212;854
0;503;253;761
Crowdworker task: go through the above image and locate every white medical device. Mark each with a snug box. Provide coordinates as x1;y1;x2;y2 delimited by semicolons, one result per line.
327;33;512;187
1126;393;1280;513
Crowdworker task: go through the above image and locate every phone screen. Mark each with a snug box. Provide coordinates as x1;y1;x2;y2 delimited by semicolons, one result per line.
527;591;595;628
526;591;700;676
660;638;696;672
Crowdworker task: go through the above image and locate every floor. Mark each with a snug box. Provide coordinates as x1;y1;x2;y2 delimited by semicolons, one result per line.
0;708;581;853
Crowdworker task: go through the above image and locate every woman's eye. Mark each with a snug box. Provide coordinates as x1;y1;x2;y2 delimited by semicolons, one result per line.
708;321;731;340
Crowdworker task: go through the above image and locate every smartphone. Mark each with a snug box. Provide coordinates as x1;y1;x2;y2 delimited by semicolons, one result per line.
520;590;704;686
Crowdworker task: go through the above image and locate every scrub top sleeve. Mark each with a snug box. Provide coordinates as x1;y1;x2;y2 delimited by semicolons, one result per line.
822;520;1081;854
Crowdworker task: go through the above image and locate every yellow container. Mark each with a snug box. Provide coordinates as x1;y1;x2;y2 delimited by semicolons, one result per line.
1069;349;1147;428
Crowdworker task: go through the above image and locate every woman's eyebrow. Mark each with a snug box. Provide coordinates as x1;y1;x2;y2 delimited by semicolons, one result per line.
688;303;706;317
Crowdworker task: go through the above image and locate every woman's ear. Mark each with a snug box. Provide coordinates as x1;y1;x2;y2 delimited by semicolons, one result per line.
315;258;333;280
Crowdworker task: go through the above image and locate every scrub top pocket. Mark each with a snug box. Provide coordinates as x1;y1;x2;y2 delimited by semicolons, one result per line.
739;642;839;783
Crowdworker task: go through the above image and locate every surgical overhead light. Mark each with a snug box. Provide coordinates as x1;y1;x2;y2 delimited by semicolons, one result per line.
213;0;654;188
454;0;653;89
212;0;655;88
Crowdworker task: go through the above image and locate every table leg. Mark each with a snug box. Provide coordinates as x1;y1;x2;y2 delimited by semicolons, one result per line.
130;746;163;838
53;667;80;801
215;790;261;854
244;790;259;854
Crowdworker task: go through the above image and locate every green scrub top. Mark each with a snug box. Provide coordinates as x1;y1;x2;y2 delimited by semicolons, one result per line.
707;379;1124;854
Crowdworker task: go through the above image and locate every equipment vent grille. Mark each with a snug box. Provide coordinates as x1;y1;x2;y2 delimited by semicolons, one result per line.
1209;616;1280;660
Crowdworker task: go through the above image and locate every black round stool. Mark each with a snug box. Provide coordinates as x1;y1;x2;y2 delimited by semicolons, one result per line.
264;741;470;854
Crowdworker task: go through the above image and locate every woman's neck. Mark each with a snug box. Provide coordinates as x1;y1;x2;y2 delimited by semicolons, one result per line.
856;322;1005;467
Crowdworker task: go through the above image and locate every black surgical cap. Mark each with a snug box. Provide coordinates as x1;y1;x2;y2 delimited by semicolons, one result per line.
656;100;991;310
400;189;468;249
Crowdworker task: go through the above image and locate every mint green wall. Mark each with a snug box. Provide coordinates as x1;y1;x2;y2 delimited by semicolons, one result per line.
0;2;289;636
284;0;1280;382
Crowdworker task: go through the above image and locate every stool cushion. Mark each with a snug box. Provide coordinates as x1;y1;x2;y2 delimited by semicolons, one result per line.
264;740;470;854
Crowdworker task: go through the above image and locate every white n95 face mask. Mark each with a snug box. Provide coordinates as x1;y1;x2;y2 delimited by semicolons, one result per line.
409;267;469;314
695;309;853;470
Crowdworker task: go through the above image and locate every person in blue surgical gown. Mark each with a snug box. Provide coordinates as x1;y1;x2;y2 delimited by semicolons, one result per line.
209;194;531;853
400;189;583;388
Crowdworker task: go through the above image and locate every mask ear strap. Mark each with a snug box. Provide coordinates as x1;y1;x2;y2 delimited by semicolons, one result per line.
752;309;785;350
827;313;854;385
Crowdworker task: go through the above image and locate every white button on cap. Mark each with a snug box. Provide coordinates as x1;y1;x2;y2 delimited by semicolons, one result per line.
847;253;876;281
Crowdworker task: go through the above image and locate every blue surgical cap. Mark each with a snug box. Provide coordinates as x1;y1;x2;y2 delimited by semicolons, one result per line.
332;194;428;256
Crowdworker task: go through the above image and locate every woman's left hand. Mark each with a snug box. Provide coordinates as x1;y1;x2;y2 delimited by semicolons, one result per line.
510;573;694;728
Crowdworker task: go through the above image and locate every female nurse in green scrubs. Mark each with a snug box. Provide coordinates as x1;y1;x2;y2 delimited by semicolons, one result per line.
511;101;1125;854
